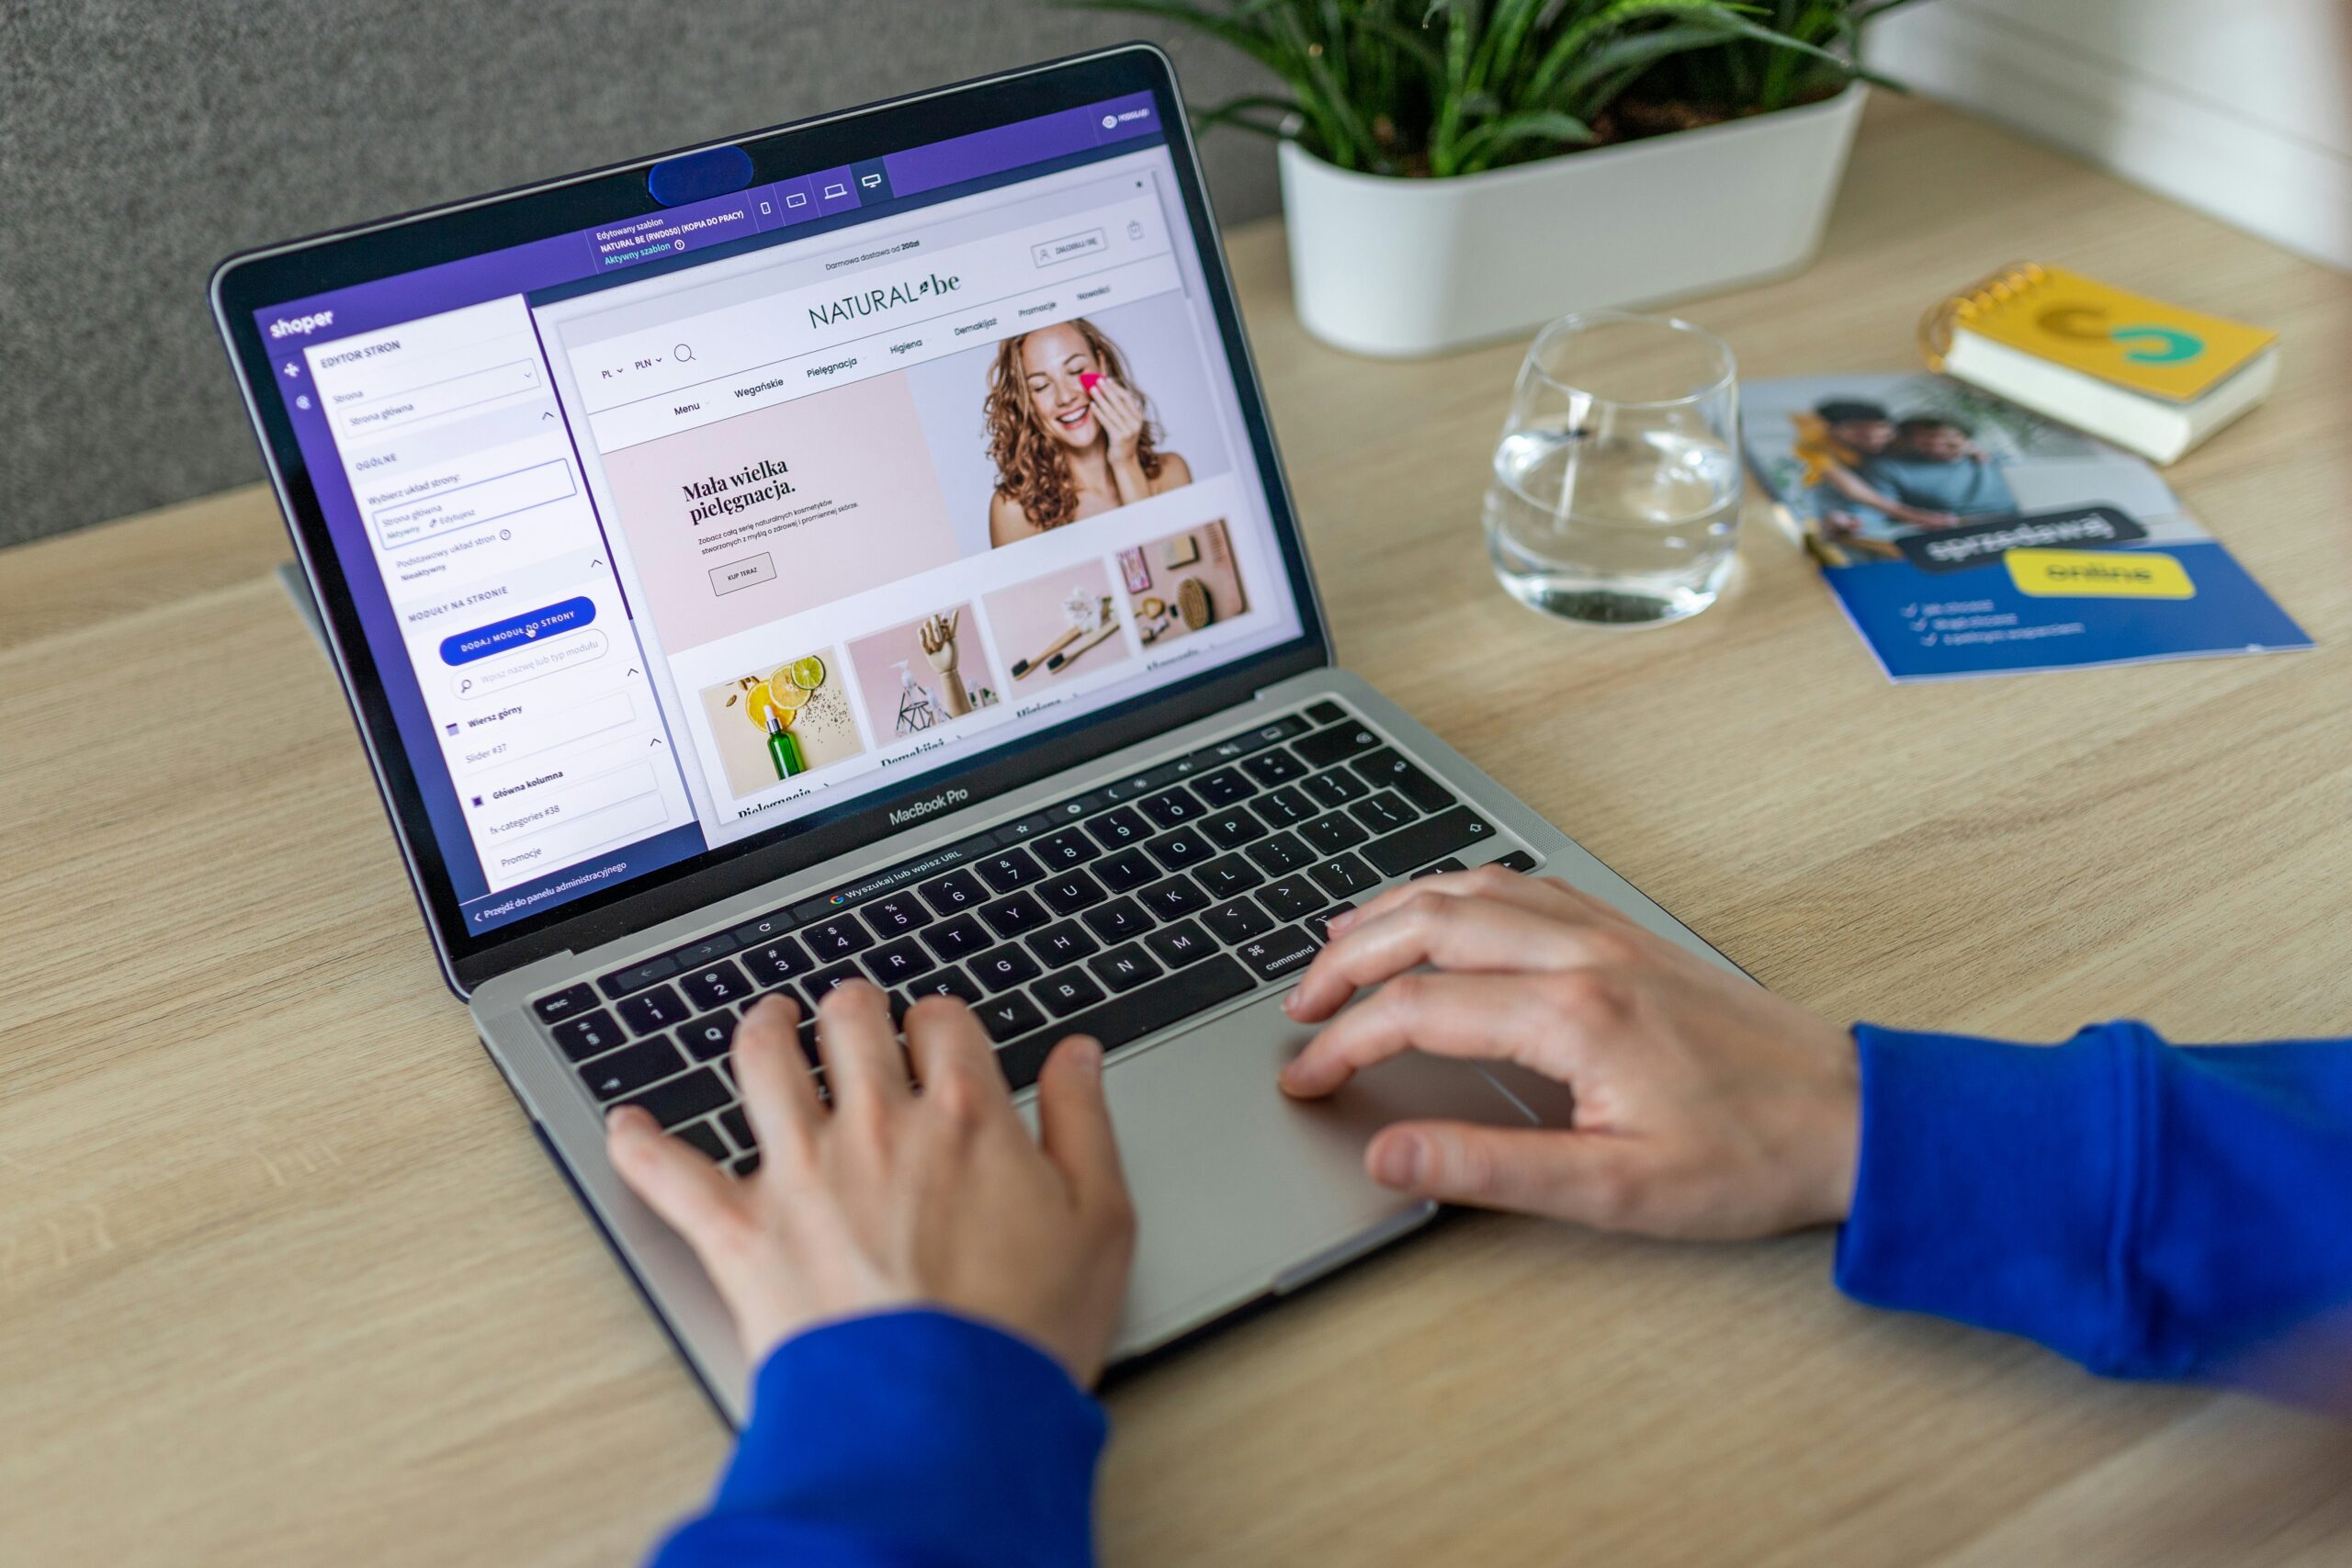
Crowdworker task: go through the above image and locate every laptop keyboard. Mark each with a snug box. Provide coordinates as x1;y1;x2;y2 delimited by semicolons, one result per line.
526;699;1538;1177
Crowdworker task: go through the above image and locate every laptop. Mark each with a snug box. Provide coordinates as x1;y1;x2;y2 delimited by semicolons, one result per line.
211;43;1736;1422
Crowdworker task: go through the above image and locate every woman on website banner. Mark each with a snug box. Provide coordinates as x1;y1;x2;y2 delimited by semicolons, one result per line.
985;318;1193;546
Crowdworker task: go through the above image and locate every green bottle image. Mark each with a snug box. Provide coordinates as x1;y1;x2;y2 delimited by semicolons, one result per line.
765;707;805;779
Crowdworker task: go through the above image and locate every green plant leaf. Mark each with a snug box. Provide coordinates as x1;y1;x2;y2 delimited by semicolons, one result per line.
1445;107;1598;173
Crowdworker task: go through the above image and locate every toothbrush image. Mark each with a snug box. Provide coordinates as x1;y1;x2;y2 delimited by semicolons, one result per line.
1046;602;1121;673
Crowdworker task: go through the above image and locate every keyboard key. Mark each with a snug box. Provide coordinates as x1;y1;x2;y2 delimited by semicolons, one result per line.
1411;858;1467;879
1080;897;1155;944
1092;846;1158;892
1294;721;1380;769
1305;905;1354;942
1235;925;1321;984
1136;874;1209;919
1026;919;1101;967
1143;919;1217;969
1086;807;1150;852
973;991;1048;1043
1036;970;1108;1018
999;812;1057;843
920;871;989;916
1136;786;1203;829
1193;768;1256;807
720;1105;753;1149
1305;699;1348;727
804;915;875;959
1240;748;1306;786
533;984;597;1024
619;1067;730;1130
675;1122;727;1162
731;1153;762;1179
1351;748;1454;813
1245;831;1313;875
669;934;738;968
1494;850;1540;873
1300;767;1370;809
1087;942;1164;993
920;912;990;962
980;890;1052;939
1349;791;1420;835
863;937;931;986
971;943;1044;990
676;1013;738;1061
579;1037;684;1101
976;847;1044;894
1309;853;1379;899
1363;807;1498;878
994;955;1253;1092
906;966;984;1006
1144;825;1213;872
1257;874;1325;923
1200;807;1268;850
1186;717;1306;770
597;955;677;1000
862;893;933;937
1203;897;1275;945
1299;811;1370;856
551;1010;627;1062
616;985;690;1035
1037;869;1108;915
740;934;815;987
678;959;752;1012
804;961;868;1002
1250;785;1315;829
1193;853;1263;899
1034;827;1101;869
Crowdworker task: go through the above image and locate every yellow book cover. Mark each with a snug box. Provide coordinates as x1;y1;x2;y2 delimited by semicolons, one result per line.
1956;264;2277;403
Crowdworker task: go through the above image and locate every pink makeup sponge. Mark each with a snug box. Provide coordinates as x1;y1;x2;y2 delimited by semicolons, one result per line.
1080;372;1102;390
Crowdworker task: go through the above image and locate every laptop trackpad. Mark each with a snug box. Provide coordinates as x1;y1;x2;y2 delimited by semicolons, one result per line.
1072;992;1535;1357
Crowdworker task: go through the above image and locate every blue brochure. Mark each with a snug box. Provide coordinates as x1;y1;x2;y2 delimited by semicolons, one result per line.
1742;373;2312;681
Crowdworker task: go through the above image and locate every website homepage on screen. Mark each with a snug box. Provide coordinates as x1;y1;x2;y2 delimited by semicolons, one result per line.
259;100;1304;935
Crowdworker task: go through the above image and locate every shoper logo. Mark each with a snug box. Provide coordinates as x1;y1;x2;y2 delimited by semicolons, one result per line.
267;310;336;338
808;271;961;330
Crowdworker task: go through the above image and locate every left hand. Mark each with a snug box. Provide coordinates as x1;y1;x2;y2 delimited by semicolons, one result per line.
606;985;1137;1382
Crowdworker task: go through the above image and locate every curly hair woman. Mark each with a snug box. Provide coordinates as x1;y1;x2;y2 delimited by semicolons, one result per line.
983;317;1193;546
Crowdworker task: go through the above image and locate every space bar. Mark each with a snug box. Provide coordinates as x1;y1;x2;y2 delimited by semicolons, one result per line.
996;955;1253;1089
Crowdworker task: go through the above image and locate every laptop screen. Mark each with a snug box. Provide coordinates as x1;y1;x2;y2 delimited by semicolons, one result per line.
243;85;1307;942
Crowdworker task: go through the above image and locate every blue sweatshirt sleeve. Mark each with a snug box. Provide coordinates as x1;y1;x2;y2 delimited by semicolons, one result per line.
1836;1021;2352;1381
650;1308;1105;1568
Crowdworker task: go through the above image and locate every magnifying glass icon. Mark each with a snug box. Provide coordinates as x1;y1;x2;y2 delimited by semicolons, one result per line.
459;678;472;693
674;344;695;363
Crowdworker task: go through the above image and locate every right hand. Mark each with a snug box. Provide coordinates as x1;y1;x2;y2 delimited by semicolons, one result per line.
1277;868;1860;1241
606;985;1137;1383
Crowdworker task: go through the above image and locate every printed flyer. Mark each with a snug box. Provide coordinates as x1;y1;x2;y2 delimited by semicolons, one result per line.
1742;373;2312;681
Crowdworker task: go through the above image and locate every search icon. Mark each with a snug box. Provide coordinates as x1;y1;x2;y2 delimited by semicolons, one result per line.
673;344;695;362
459;678;473;693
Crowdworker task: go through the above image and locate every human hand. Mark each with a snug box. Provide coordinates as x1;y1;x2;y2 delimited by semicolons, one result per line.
606;985;1136;1382
1277;868;1860;1240
1892;505;1960;528
1089;376;1145;468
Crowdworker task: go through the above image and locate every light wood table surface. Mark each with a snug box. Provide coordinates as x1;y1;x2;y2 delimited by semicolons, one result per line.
5;95;2349;1566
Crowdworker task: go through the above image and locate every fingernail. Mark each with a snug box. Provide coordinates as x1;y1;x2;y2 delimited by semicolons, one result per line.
1282;987;1305;1016
1327;908;1357;934
1069;1037;1102;1077
1370;1134;1423;1190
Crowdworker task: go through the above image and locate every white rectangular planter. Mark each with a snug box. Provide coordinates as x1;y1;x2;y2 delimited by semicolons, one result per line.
1278;85;1867;357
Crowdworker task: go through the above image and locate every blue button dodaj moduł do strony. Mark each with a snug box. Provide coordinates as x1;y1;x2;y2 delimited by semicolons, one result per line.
440;596;597;665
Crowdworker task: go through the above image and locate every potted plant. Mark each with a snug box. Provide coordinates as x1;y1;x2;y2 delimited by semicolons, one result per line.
1080;0;1924;356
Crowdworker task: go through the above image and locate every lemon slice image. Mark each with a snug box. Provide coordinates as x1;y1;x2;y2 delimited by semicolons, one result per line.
770;678;812;714
787;655;828;691
742;680;777;729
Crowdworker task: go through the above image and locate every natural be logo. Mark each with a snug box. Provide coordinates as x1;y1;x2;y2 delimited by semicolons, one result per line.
808;271;961;330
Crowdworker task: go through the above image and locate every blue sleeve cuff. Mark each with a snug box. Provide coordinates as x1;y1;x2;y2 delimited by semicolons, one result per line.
655;1309;1106;1567
1835;1022;2145;1375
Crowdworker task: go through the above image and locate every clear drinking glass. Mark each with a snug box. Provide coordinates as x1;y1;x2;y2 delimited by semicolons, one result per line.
1484;311;1742;626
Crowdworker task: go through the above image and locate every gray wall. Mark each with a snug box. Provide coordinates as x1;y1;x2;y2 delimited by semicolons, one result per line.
0;1;1280;547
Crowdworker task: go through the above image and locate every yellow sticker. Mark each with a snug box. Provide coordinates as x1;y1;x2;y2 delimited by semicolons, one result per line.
2006;548;2194;600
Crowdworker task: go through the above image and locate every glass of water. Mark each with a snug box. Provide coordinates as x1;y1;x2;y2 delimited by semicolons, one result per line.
1485;311;1742;626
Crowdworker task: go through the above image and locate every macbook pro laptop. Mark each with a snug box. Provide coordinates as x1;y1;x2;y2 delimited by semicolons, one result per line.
212;43;1736;1422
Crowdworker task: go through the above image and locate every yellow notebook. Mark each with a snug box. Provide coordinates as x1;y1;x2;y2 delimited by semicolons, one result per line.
1922;263;2279;464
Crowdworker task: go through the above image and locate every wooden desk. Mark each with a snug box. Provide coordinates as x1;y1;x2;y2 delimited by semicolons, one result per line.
5;95;2348;1566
